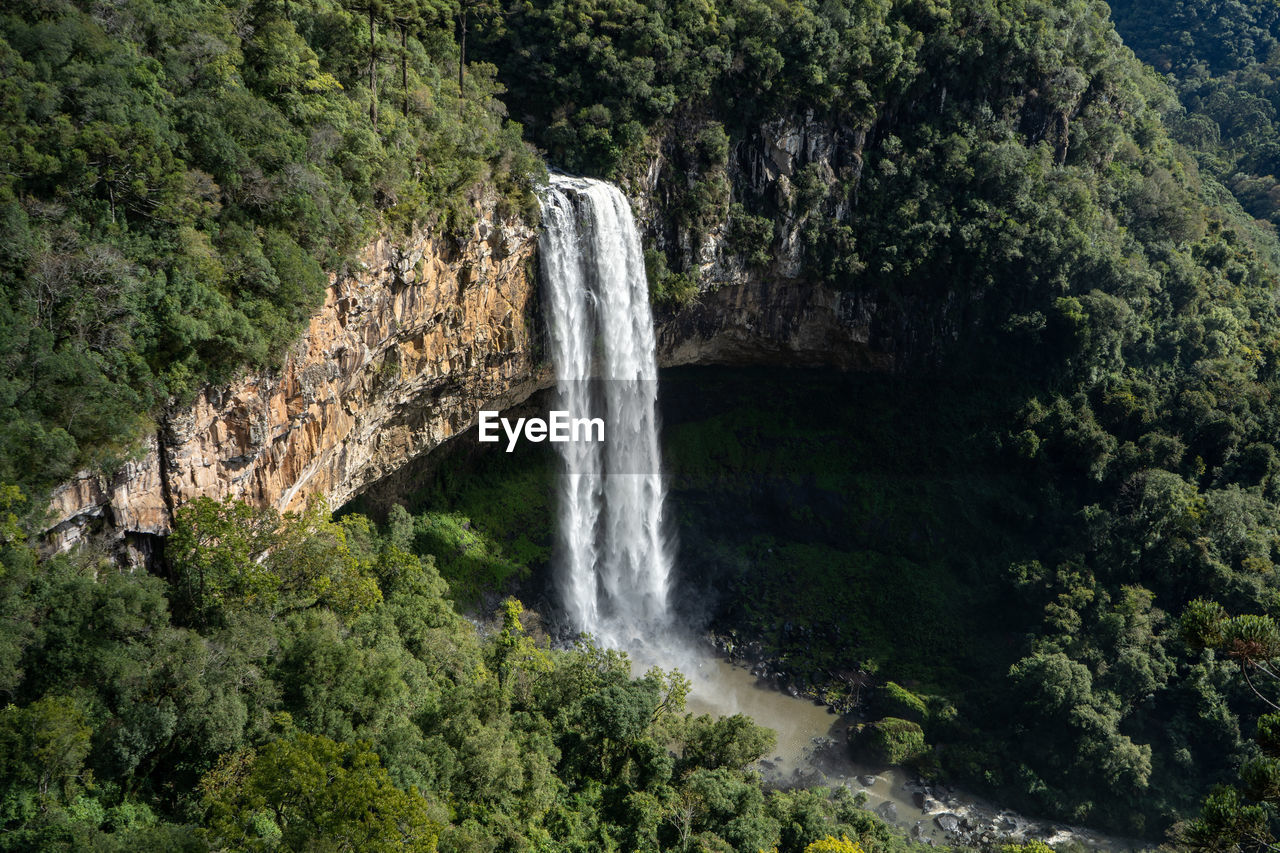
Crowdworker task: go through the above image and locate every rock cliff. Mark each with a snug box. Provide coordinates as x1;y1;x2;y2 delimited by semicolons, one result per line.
643;113;897;371
47;208;548;554
656;277;889;371
46;120;902;553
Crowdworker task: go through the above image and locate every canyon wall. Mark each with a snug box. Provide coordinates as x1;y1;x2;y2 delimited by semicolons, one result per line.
640;113;904;372
46;206;548;553
46;121;902;552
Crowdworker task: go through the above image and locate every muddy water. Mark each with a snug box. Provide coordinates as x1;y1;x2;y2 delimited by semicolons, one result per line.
629;641;1150;851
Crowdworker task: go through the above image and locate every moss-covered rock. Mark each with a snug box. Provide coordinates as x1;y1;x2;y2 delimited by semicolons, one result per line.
877;682;928;724
852;717;930;766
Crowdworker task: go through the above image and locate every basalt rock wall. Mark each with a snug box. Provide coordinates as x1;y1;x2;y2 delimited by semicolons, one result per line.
47;121;906;551
46;207;549;553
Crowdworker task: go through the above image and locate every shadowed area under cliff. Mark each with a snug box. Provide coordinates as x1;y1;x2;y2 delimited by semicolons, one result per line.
350;361;1253;837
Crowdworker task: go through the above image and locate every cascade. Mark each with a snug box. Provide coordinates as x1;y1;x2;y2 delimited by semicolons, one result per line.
533;181;1131;853
538;175;673;647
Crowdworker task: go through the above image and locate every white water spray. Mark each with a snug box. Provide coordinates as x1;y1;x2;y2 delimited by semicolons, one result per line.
538;175;673;648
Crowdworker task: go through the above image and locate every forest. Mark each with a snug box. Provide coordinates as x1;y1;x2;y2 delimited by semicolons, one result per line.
6;0;1280;849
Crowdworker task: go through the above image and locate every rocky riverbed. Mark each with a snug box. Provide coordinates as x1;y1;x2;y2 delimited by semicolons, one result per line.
674;639;1152;851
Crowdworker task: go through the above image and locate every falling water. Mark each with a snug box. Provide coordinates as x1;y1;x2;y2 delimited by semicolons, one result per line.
538;175;672;648
534;180;1139;851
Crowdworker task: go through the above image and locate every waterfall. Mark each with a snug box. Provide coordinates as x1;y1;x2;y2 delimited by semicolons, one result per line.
538;175;673;648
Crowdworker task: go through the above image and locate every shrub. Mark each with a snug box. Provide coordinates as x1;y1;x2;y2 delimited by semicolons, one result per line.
853;717;929;766
877;682;928;724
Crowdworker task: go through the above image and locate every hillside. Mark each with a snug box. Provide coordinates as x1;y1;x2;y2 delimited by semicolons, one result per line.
4;0;1280;849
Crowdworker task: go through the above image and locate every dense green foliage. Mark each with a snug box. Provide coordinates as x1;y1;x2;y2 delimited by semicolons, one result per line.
465;0;1280;839
658;369;1240;836
1165;604;1280;849
399;365;1265;836
15;0;1280;845
345;439;555;603
0;496;921;852
1110;0;1280;228
0;0;537;494
475;0;1235;307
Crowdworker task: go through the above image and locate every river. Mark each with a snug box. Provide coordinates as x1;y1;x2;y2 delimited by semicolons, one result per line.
629;639;1152;851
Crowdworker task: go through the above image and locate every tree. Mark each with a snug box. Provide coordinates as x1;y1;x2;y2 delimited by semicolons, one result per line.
677;714;776;774
1179;601;1280;848
805;836;864;853
168;496;381;625
1184;604;1280;710
388;0;457;113
342;0;390;128
169;497;279;625
1182;785;1273;852
201;730;441;852
491;596;551;695
456;0;498;93
0;695;91;802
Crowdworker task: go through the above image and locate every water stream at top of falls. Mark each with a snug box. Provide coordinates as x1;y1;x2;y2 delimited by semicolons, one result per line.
538;174;673;649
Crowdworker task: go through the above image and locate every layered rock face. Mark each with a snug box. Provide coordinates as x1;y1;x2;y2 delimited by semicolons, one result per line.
657;278;889;371
47;119;903;551
640;114;900;372
47;209;547;552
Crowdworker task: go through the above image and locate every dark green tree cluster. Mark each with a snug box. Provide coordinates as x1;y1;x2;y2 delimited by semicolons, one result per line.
0;495;916;852
0;0;538;495
472;0;1212;304
1109;0;1280;227
654;365;1266;836
1173;602;1280;849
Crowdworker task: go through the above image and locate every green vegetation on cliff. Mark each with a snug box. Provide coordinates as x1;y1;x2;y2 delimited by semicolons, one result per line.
1109;0;1280;228
475;0;1231;307
0;0;537;495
